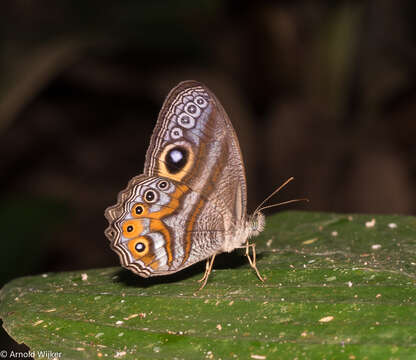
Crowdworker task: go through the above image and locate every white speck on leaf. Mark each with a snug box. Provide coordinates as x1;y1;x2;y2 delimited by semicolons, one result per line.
331;231;338;236
372;244;382;250
115;320;124;325
124;313;139;320
365;218;376;228
388;223;397;229
251;355;266;360
347;281;353;287
81;273;88;281
302;238;318;245
319;316;334;323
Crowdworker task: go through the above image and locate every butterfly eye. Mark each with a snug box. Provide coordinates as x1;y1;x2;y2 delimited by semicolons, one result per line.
144;189;158;203
194;96;208;108
157;180;169;190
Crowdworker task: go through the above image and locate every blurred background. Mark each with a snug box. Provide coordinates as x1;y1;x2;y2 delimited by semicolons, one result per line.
1;0;416;354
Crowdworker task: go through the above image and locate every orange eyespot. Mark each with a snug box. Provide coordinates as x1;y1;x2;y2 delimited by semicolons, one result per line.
131;203;148;218
128;236;150;258
122;219;143;238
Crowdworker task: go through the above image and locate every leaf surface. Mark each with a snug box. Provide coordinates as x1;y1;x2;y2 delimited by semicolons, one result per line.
1;211;415;359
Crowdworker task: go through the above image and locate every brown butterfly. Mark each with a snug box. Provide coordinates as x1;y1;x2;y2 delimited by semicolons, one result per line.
104;80;296;290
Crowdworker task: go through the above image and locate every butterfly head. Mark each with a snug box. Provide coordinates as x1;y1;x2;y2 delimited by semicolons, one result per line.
248;211;265;238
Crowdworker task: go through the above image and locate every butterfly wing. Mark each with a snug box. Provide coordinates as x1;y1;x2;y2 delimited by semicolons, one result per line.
144;80;247;217
105;81;248;276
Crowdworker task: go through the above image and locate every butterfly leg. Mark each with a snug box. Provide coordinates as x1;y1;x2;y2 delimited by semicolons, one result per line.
198;257;211;283
197;254;216;291
244;242;264;282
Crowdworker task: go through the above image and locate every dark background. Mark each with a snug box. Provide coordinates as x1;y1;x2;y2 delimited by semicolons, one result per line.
1;0;416;354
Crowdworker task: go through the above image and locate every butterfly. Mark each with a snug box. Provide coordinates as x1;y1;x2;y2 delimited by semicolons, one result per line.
105;80;284;290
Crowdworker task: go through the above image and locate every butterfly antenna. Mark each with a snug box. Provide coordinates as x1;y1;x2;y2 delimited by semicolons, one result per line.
257;198;309;213
253;177;294;215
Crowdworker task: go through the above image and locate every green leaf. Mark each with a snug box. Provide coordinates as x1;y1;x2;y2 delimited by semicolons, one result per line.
1;211;415;359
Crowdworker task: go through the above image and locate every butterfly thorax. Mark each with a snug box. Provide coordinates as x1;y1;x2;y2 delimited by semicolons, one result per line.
221;212;265;253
